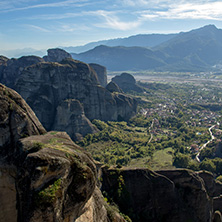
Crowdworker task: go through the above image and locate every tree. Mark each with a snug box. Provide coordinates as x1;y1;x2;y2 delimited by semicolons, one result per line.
173;153;190;168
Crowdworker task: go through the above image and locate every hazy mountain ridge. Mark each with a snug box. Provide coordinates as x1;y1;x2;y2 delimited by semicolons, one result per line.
63;33;177;53
72;25;222;71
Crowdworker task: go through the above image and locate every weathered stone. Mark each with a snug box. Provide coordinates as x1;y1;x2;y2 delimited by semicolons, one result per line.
106;81;123;93
0;166;17;222
112;72;144;93
15;58;137;140
43;48;72;62
0;86;125;222
90;63;107;87
53;99;99;141
0;56;44;88
102;168;213;222
0;84;46;154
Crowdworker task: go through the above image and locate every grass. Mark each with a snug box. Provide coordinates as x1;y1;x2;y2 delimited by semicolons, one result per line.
150;147;175;170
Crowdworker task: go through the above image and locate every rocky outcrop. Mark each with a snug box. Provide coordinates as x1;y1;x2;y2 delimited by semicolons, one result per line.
0;84;125;222
112;73;144;93
106;81;123;93
102;167;213;222
0;50;137;141
0;83;45;222
89;63;107;87
0;56;44;88
0;84;46;151
15;58;137;140
43;48;72;62
53;99;99;141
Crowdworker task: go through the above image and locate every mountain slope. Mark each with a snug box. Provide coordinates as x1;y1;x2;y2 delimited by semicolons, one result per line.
63;33;176;53
155;25;222;66
72;25;222;71
72;45;167;71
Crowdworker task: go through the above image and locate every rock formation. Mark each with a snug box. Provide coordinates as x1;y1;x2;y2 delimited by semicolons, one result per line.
0;84;125;222
89;63;107;87
14;58;137;140
0;83;46;150
53;99;99;141
111;72;144;93
43;48;72;62
0;49;137;141
106;81;123;93
101;167;222;222
0;56;44;88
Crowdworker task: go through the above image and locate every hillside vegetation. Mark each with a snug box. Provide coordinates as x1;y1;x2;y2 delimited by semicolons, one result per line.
78;71;222;177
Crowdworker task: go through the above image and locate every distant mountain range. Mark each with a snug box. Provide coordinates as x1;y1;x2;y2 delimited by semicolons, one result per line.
70;25;222;71
62;33;176;53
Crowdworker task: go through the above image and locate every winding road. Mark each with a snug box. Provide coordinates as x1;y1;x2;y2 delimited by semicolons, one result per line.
195;125;216;162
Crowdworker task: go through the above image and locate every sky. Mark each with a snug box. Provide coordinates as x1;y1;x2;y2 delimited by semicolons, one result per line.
1;0;222;55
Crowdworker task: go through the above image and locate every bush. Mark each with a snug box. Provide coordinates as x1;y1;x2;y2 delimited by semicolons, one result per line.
173;153;190;168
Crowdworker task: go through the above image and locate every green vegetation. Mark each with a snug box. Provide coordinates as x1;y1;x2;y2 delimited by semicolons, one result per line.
79;72;222;176
35;178;62;206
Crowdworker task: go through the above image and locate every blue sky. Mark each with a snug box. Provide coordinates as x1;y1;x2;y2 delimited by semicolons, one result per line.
1;0;222;53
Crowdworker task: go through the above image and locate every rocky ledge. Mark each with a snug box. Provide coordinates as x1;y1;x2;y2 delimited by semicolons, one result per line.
102;167;222;222
0;84;125;222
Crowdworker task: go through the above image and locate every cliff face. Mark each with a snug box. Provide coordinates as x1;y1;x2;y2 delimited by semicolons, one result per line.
0;84;125;222
43;48;72;62
89;63;107;87
14;58;137;140
0;49;137;141
101;167;222;222
0;56;44;88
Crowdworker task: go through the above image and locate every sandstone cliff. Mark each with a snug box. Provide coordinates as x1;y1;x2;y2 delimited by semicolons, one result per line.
0;56;44;88
14;58;137;140
89;63;107;87
0;49;137;141
101;167;222;222
0;84;125;222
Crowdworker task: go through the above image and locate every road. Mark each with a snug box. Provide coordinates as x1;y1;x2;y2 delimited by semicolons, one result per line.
148;119;154;144
195;125;216;162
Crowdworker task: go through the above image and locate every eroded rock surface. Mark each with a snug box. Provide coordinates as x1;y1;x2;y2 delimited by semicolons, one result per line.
43;48;72;62
14;58;137;140
53;99;99;141
106;81;123;93
0;56;44;88
89;63;107;87
102;167;213;222
0;83;46;151
0;84;125;222
112;72;144;93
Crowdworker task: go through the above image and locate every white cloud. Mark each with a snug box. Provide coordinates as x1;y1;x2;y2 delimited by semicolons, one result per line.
0;0;89;13
90;10;142;31
140;1;222;21
24;24;51;33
